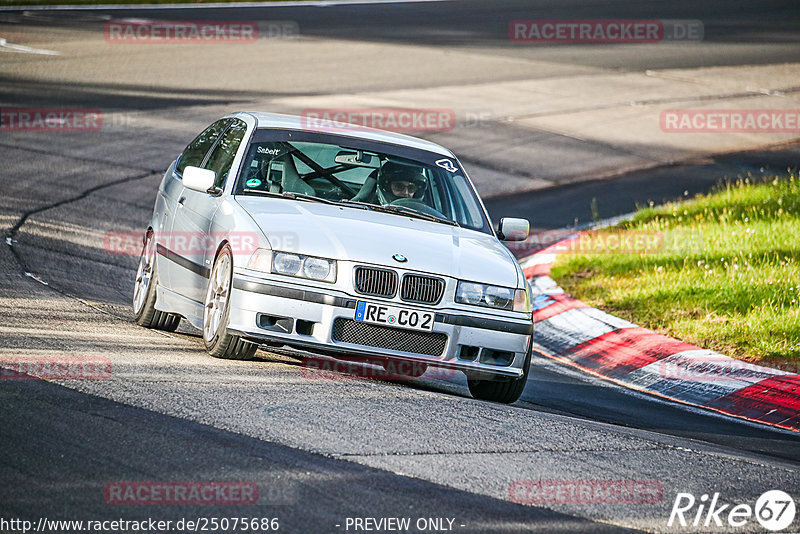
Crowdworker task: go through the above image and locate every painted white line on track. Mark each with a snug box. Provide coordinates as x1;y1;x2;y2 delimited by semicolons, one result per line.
0;37;61;55
1;0;448;12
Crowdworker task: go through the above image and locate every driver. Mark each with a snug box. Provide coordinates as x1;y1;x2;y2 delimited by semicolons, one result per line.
376;161;427;204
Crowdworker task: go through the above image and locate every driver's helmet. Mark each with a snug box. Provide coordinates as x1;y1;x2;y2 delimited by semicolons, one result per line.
377;161;427;203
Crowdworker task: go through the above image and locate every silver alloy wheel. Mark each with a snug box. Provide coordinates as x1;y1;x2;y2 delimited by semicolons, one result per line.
133;234;154;314
203;252;231;341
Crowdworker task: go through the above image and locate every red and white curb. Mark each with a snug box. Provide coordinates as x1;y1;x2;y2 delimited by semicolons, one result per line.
521;242;800;433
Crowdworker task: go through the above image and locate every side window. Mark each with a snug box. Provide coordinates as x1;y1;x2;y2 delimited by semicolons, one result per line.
203;119;248;187
175;119;229;175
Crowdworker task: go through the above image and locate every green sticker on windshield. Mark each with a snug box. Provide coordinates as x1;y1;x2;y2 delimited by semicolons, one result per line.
245;178;262;188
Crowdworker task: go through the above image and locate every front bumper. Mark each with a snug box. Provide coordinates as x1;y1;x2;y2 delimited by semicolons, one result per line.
228;273;533;379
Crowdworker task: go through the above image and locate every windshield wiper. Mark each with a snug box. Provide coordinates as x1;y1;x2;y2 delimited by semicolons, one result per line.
335;199;374;211
240;189;337;205
368;204;459;227
334;199;456;225
280;192;337;205
239;189;283;198
243;190;457;226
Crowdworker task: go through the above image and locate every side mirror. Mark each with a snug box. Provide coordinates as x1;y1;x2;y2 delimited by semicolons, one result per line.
183;166;218;194
498;217;530;241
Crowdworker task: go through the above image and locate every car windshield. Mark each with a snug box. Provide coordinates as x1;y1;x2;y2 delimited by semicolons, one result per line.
234;129;491;234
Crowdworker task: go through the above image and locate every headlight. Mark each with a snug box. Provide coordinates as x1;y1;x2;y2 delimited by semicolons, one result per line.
266;251;336;283
484;285;513;309
456;282;484;305
302;257;332;280
456;281;530;313
273;252;303;275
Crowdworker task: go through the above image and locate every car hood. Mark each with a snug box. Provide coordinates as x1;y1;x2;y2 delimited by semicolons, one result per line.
235;197;521;287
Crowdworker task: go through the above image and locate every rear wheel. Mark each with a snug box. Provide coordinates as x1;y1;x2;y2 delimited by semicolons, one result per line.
467;345;531;404
203;245;257;360
133;231;180;332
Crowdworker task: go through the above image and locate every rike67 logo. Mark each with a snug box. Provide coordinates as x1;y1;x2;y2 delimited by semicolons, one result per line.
668;490;796;531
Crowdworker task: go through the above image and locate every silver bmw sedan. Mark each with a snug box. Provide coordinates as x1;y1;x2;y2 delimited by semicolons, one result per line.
133;112;533;403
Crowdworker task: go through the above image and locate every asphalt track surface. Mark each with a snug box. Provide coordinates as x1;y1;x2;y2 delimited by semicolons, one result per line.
2;1;800;533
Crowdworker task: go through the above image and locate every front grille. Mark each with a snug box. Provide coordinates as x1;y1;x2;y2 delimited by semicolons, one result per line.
401;274;444;304
354;267;398;298
331;318;447;356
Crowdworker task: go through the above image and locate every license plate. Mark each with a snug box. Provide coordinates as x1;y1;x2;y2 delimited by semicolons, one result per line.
354;301;435;332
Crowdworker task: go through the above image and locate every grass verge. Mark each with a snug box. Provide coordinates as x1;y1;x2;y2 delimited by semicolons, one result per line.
551;174;800;367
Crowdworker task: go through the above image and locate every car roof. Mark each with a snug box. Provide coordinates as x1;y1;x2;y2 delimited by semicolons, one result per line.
238;111;456;158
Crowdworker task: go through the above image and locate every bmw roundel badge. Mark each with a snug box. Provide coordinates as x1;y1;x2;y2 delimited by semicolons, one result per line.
392;254;408;263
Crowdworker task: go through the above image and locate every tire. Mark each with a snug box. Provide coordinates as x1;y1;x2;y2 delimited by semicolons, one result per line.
133;230;180;332
203;244;257;360
467;344;532;404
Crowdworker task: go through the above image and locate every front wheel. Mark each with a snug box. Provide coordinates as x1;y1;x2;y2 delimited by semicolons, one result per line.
133;231;180;332
203;245;257;360
467;345;531;404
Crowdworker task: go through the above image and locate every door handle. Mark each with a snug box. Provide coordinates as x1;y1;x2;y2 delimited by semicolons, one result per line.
178;196;186;206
